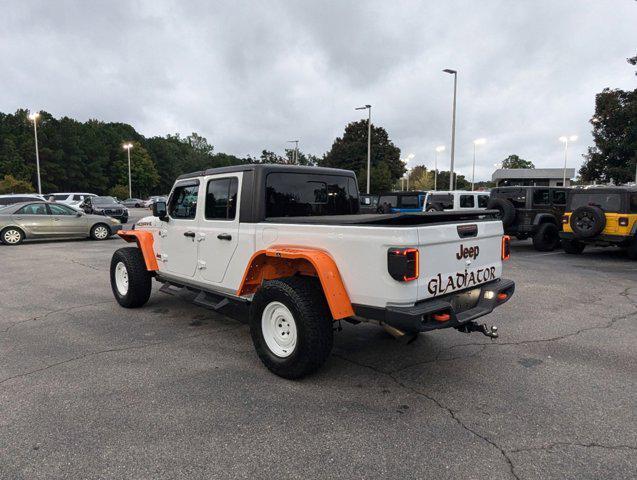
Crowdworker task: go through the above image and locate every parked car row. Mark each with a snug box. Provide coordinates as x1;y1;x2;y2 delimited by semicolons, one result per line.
361;185;637;258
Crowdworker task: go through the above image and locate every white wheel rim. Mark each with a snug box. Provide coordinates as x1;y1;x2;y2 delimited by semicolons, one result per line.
115;262;129;296
261;301;297;358
94;226;109;239
4;229;21;244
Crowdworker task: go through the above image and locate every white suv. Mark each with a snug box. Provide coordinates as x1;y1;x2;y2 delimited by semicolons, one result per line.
424;191;491;212
48;192;96;209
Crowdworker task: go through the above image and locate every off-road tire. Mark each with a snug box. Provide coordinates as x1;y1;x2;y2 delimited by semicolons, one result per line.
562;239;586;255
249;276;333;379
110;247;152;308
487;198;516;227
1;227;25;245
532;222;560;252
626;236;637;260
570;206;606;239
90;223;111;240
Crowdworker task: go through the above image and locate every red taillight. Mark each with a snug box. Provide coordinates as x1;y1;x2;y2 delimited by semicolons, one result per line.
619;217;629;227
387;248;419;282
497;292;508;301
501;235;511;261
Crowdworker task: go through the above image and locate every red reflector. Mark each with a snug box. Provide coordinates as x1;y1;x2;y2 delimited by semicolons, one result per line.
497;292;508;301
433;313;450;322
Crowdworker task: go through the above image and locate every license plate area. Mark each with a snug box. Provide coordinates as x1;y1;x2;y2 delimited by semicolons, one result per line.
450;287;482;312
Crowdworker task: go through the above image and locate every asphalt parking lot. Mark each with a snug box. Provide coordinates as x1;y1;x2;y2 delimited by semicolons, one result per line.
1;210;635;479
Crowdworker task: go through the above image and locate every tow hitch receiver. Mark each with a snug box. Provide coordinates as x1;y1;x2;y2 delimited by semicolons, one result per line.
457;322;499;339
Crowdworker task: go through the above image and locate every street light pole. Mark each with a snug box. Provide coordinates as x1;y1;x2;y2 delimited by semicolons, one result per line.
559;135;577;186
28;112;42;194
355;105;372;194
434;145;445;191
123;143;133;198
472;138;486;191
443;69;457;191
287;140;299;164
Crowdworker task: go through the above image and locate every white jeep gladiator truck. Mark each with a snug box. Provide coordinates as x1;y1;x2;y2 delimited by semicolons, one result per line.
110;164;514;378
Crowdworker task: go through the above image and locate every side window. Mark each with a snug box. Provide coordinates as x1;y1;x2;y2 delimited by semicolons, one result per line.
630;193;637;213
73;195;84;201
478;195;490;208
533;189;550;205
48;204;75;215
205;177;238;220
17;203;47;215
400;195;419;208
460;195;475;208
168;184;199;219
552;190;566;205
378;195;398;207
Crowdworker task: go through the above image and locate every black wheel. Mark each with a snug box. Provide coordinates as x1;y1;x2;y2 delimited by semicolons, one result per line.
90;223;111;240
1;227;25;245
626;237;637;260
110;247;152;308
249;276;333;379
562;239;586;255
532;222;560;252
570;206;605;239
487;198;516;227
135;203;141;208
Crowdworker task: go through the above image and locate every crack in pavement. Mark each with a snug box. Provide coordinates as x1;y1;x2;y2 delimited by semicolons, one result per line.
0;324;243;387
510;441;637;453
1;301;113;333
333;353;521;480
70;259;104;271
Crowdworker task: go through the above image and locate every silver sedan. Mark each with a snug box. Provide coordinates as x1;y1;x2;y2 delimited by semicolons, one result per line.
0;201;123;245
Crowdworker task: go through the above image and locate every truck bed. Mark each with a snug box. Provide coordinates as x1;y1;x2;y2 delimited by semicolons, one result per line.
265;210;497;226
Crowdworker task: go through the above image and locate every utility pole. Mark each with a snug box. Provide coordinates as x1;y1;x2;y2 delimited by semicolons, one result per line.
28;112;42;194
443;69;457;191
355;105;372;193
123;143;133;198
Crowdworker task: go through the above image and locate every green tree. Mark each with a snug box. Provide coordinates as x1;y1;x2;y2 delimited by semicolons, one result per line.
433;171;470;190
112;142;159;197
0;174;35;194
108;184;130;199
502;155;535;169
320;120;404;193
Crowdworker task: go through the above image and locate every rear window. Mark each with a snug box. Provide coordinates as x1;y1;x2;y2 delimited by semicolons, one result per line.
533;189;550;205
378;195;397;208
0;196;36;205
265;173;359;217
570;193;622;212
50;194;69;200
478;195;490;208
552;190;567;205
427;194;453;210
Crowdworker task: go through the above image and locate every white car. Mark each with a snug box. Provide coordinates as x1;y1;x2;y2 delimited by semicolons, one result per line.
48;192;97;209
423;190;491;212
0;193;46;206
109;165;514;378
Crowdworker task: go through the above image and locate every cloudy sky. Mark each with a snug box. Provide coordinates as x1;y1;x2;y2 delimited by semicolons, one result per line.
1;0;635;181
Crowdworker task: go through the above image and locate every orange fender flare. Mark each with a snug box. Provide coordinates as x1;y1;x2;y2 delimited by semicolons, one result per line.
117;230;159;271
237;246;354;320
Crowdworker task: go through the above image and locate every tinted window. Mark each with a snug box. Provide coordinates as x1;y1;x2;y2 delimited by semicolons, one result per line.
49;204;75;215
205;177;238;220
631;193;637;213
72;195;84;201
460;195;474;208
17;203;47;215
93;196;117;205
378;195;398;208
478;195;490;208
570;193;622;212
400;195;420;208
0;196;35;205
533;189;550;205
169;184;199;219
51;194;69;200
428;194;453;210
266;173;359;217
552;190;566;205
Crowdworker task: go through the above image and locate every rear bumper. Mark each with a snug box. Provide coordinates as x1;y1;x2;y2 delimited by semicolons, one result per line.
353;279;515;334
559;231;631;245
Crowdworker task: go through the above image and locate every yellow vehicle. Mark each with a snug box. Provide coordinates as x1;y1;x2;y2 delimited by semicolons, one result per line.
560;186;637;259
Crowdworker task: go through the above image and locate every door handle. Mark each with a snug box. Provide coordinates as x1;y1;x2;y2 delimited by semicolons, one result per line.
217;233;232;241
183;231;196;238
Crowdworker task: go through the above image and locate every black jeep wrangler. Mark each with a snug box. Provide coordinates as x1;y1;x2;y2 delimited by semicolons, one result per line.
487;186;569;251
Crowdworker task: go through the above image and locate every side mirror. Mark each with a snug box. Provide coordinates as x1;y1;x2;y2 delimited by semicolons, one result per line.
153;201;168;221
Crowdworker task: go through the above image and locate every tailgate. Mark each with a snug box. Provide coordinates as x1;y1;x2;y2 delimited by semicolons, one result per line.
416;220;504;300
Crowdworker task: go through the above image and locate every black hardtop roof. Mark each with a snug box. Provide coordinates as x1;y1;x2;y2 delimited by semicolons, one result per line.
177;163;356;181
492;186;572;191
571;186;637;194
379;190;428;196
